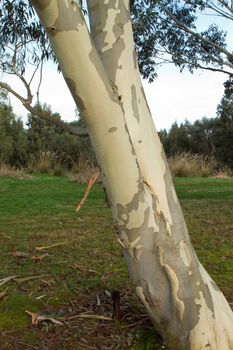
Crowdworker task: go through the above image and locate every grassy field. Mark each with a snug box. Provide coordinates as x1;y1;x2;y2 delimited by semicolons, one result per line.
0;175;232;349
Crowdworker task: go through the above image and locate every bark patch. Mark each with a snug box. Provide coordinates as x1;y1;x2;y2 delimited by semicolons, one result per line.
64;77;85;114
49;1;84;36
108;127;118;133
131;85;140;122
32;0;51;11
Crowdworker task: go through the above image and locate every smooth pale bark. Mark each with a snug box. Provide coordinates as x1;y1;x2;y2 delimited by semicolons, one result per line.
87;2;233;348
31;1;233;349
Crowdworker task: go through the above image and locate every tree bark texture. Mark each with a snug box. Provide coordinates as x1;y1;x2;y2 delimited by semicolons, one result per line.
31;1;233;349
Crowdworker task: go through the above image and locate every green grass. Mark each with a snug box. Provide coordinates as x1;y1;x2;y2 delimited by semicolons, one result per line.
174;176;233;200
0;174;232;349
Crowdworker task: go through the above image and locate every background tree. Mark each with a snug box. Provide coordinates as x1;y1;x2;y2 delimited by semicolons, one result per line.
0;92;27;166
132;0;233;81
213;78;233;167
26;103;63;155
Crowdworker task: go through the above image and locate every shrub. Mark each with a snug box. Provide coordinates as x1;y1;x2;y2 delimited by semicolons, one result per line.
0;163;32;179
168;153;216;177
53;160;66;176
71;154;91;174
26;151;58;174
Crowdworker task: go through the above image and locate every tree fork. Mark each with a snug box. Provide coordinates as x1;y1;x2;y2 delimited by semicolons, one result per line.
31;1;233;348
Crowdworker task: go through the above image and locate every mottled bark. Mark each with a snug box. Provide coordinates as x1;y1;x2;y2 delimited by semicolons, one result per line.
31;1;233;349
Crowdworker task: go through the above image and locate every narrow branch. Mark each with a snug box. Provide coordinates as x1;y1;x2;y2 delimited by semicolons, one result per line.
207;2;233;20
0;81;88;137
217;0;233;15
23;103;89;137
160;47;233;75
5;63;34;103
36;60;43;102
162;5;233;67
193;63;232;75
0;81;27;104
29;63;40;86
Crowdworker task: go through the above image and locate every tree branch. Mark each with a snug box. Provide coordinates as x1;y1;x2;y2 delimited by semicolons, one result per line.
162;5;233;69
217;0;233;15
0;81;88;137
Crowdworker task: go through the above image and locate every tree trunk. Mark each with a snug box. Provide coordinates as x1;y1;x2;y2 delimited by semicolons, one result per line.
31;1;233;348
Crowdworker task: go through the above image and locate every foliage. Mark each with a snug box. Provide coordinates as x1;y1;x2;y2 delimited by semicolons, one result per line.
26;104;63;153
0;97;94;173
0;95;27;166
0;1;232;84
159;96;233;169
132;0;233;81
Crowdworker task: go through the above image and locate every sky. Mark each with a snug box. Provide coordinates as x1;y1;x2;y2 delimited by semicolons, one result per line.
6;61;227;131
2;4;232;131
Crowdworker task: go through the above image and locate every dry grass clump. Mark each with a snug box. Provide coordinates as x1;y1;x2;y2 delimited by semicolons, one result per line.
0;163;33;179
168;153;216;177
71;154;91;174
29;151;58;174
214;166;233;179
70;166;101;184
70;155;101;183
27;151;65;175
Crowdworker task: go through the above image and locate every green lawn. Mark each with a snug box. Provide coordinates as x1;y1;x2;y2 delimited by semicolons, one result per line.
0;174;232;349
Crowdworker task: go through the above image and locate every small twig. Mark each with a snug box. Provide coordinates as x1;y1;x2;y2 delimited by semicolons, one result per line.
0;275;17;287
25;310;63;326
7;251;29;258
76;172;100;212
15;274;49;283
35;294;47;300
35;242;67;251
41;279;53;287
70;263;98;274
67;313;112;321
36;59;43;102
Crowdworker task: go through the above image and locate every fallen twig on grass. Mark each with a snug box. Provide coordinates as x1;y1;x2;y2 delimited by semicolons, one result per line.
67;313;112;321
70;263;98;274
25;310;63;326
8;251;29;258
35;242;67;251
41;279;54;287
15;274;49;283
6;251;49;261
0;275;17;287
75;171;100;212
35;294;47;300
31;254;49;261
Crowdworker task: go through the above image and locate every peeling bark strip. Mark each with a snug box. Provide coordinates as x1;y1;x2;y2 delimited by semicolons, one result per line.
32;1;233;349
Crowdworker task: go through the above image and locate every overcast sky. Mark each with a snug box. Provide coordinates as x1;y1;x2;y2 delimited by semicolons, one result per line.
2;4;233;130
3;5;232;131
6;61;226;131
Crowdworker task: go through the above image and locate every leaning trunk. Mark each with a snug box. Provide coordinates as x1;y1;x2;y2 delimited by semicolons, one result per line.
31;1;233;349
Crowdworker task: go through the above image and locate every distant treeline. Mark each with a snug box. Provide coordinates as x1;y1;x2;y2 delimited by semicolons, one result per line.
159;104;233;169
1;91;233;171
0;94;95;172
